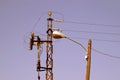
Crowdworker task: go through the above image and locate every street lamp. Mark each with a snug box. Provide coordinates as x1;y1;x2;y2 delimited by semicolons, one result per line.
52;30;92;80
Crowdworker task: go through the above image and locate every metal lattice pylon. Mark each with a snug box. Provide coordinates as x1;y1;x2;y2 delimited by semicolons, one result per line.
29;11;54;80
46;11;53;80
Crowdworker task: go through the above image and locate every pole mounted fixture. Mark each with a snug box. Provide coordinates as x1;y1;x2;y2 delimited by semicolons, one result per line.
52;30;92;80
28;11;91;80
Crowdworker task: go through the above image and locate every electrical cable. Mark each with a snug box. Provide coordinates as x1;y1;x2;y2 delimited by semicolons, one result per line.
52;11;64;20
31;12;46;32
31;16;42;31
65;36;87;51
67;37;120;43
63;20;120;28
30;12;120;60
64;35;120;60
66;36;120;59
92;48;120;59
63;30;120;36
62;29;120;42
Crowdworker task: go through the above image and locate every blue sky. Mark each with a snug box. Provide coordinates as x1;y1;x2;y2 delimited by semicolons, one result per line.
0;0;120;80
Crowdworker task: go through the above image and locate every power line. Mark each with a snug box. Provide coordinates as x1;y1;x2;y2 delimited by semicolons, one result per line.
63;20;120;28
51;11;64;20
69;37;120;43
63;30;120;36
62;29;120;42
92;48;120;59
31;15;43;32
65;36;120;59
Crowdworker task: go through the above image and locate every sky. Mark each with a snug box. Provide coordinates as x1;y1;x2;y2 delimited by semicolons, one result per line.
0;0;120;80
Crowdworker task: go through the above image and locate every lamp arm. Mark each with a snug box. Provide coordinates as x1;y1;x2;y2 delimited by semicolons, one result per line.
65;36;87;51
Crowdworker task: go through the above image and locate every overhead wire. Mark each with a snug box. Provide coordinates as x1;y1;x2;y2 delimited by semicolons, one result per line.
68;37;120;43
31;12;48;32
65;36;120;59
52;11;65;20
62;29;120;42
64;34;120;60
63;30;120;36
30;12;120;59
92;48;120;59
61;20;120;42
63;20;120;28
65;32;120;59
31;16;41;31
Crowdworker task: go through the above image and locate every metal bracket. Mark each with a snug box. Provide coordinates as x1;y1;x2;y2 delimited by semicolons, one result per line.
37;66;52;72
29;32;52;50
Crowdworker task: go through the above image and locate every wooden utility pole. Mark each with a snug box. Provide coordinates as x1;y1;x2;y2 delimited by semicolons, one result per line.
85;39;92;80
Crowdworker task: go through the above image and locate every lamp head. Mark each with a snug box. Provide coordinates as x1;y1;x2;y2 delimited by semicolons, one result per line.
52;31;66;39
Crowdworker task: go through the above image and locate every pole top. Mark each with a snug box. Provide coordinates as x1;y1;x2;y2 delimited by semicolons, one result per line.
88;39;92;44
48;11;52;17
